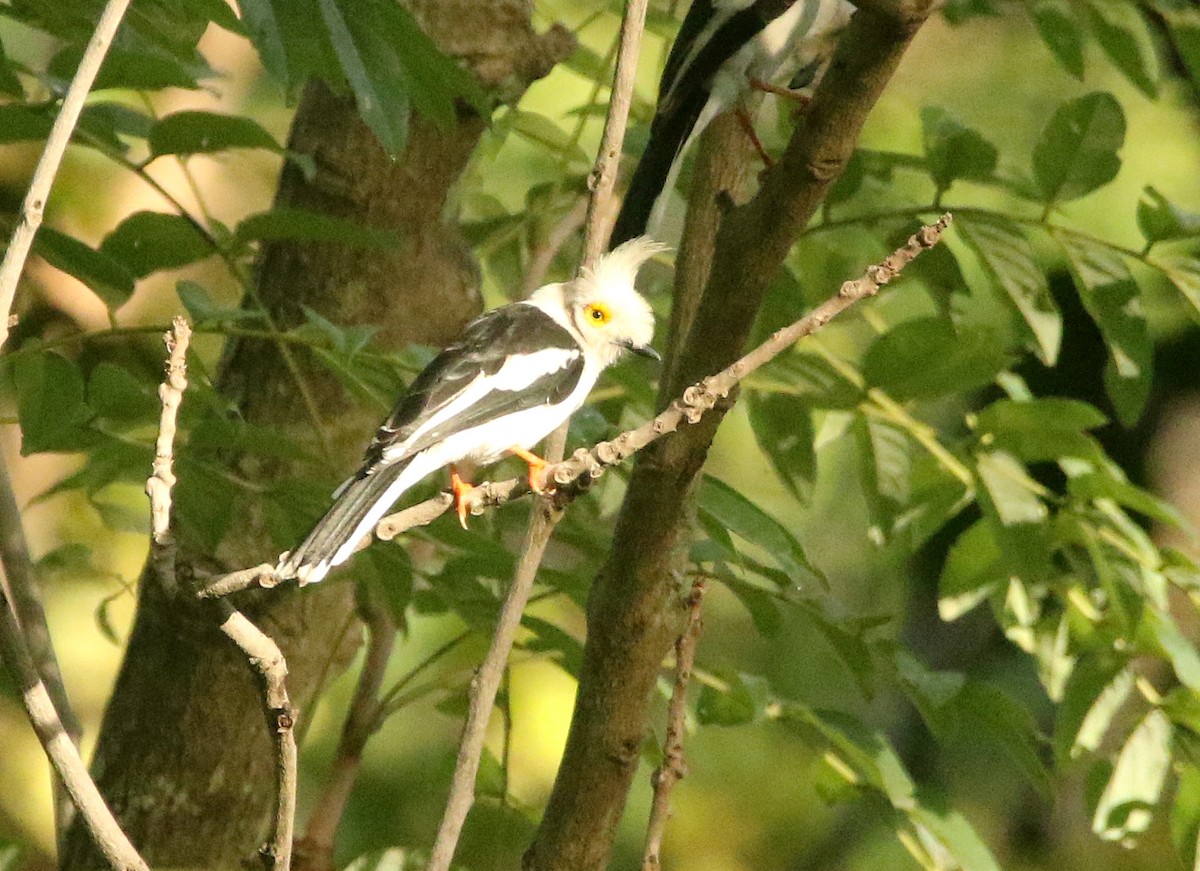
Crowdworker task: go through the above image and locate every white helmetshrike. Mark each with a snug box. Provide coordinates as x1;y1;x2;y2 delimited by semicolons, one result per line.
275;236;665;585
611;0;854;246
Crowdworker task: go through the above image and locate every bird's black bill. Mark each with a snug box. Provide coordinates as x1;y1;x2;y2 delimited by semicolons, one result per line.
622;340;661;362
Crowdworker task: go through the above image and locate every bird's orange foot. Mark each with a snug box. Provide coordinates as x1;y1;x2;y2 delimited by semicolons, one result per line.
450;466;477;529
509;446;551;494
733;106;773;168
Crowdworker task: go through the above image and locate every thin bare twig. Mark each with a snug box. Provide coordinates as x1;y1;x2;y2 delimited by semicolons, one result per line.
0;454;81;842
214;601;298;871
641;581;705;870
295;589;396;871
424;5;652;869
0;565;148;871
521;197;590;295
0;0;132;347
198;214;953;601
144;319;297;871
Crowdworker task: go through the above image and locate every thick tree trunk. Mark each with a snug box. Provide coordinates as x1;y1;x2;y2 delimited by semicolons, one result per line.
60;4;570;869
525;9;932;869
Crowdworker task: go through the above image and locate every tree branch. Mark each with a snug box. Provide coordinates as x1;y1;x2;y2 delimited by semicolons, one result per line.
197;213;952;601
425;3;651;868
0;567;149;871
0;0;131;348
294;589;396;871
145;319;298;871
641;580;705;871
0;453;81;842
527;7;938;865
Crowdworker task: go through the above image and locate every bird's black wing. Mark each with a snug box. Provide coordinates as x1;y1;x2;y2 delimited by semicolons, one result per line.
359;303;584;469
611;0;796;246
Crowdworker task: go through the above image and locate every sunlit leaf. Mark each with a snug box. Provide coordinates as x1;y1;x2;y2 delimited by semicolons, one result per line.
697;476;819;584
864;318;1009;400
973;397;1106;462
1056;234;1151;425
1138;186;1200;244
939;519;1003;621
920;107;998;192
696;673;771;727
1092;709;1172;845
958;216;1062;364
974;450;1047;526
1033;92;1125;205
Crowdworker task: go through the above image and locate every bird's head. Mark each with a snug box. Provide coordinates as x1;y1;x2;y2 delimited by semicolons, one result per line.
563;236;666;367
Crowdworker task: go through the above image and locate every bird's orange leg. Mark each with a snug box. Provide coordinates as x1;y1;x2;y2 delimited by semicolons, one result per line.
509;446;551;494
748;77;812;106
733;107;773;168
450;465;477;529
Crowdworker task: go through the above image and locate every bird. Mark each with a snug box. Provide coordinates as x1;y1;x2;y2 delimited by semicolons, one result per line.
275;236;666;585
610;0;854;247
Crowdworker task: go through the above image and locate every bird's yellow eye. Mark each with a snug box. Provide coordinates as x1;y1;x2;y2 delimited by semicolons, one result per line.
584;303;611;326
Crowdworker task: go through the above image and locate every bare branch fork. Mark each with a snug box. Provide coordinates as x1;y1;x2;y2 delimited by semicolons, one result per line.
198;213;952;603
641;580;705;871
146;319;298;871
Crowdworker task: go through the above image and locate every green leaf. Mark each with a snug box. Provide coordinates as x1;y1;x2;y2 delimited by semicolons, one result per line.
974;450;1047;526
695;673;771;727
720;575;784;638
1029;0;1085;78
234;208;400;248
1137;186;1200;244
0;38;23;96
11;351;90;454
99;211;213;278
343;847;425;871
1056;234;1151;425
1084;1;1159;97
973;397;1106;462
864;318;1010;400
697;476;819;584
317;0;409;154
1055;659;1130;762
176;281;262;326
1092;708;1172;845
1171;763;1200;871
1155;255;1200;324
1033;92;1125;204
147;111;280;157
508;110;590;166
50;44;208;91
957;216;1062;364
34;227;137;309
945;682;1050;793
939;519;1003;621
1149;608;1200;693
1067;472;1187;529
760;353;862;409
920;107;998;191
747;391;815;502
0;840;21;871
88;363;158;424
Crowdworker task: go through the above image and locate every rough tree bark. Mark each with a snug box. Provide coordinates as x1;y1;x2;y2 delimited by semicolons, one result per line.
60;4;571;869
525;6;935;869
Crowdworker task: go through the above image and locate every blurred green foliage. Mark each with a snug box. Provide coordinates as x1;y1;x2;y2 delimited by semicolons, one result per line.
2;1;1200;870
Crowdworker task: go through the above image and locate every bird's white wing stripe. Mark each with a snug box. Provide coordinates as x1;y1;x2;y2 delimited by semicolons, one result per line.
384;347;581;460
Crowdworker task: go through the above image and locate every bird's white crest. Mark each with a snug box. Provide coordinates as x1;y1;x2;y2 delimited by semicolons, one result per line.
569;236;666;366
